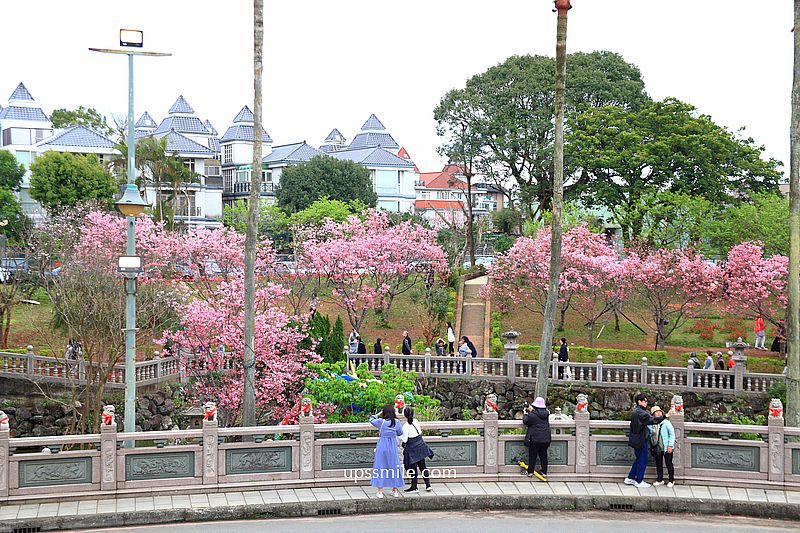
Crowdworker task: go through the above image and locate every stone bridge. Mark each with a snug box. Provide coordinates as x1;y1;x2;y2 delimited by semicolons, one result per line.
0;395;797;506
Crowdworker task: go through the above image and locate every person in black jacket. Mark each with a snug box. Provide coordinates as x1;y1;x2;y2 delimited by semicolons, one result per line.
523;397;551;482
374;338;383;355
402;331;412;355
557;338;569;379
356;336;367;355
625;393;672;488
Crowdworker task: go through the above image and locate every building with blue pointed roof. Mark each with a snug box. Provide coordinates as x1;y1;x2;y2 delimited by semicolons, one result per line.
135;97;223;228
0;82;54;223
327;146;416;212
347;113;400;150
220;105;274;204
320;128;346;153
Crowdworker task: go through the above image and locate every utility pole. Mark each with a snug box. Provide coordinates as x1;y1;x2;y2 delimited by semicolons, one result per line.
243;0;264;427
535;0;571;399
787;0;800;427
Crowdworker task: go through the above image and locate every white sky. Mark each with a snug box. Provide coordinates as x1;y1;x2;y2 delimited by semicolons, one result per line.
1;1;794;175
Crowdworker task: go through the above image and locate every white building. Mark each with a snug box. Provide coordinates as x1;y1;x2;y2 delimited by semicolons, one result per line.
136;96;223;228
0;83;53;223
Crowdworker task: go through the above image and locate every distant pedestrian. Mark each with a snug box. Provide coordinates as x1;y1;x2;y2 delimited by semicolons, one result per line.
400;407;434;493
727;350;736;369
715;352;725;387
754;314;767;350
402;331;413;355
446;322;456;355
523;397;551;481
648;405;676;488
435;338;446;372
558;338;569;379
703;351;714;370
374;338;383;355
349;330;359;355
369;404;404;498
356;336;367;355
625;393;670;489
688;352;701;369
457;337;471;373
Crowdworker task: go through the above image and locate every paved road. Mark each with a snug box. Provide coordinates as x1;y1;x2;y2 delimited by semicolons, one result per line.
69;511;799;533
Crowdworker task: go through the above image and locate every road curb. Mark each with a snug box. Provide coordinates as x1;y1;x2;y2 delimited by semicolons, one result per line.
2;494;798;532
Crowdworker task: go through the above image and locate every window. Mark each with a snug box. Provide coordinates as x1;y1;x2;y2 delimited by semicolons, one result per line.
236;169;249;183
15;151;31;166
436;191;448;200
223;145;232;164
35;129;50;142
184;159;195;173
1;129;10;146
206;165;221;176
264;169;273;183
421;191;430;200
223;169;234;192
375;170;398;194
397;170;402;188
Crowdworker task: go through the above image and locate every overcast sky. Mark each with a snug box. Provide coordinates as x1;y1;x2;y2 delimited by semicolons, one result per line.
2;1;794;175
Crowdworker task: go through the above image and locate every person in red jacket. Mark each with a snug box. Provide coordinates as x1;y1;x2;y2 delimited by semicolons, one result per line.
754;314;767;350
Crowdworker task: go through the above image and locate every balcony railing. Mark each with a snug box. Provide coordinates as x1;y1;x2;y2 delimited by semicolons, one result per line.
204;176;223;188
232;182;274;195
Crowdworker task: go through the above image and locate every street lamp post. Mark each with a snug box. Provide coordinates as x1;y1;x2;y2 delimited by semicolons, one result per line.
91;31;170;445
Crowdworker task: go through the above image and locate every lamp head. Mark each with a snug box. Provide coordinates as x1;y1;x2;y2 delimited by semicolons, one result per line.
115;184;148;217
120;29;143;48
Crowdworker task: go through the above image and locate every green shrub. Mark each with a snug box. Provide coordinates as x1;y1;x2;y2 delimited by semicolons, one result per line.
516;344;667;366
731;414;766;441
768;381;787;406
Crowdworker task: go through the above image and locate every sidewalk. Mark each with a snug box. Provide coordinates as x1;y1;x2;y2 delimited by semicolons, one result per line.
2;481;799;532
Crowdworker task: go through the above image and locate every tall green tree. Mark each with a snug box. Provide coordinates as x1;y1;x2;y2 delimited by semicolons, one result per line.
434;51;648;221
621;190;715;251
568;98;782;241
0;189;26;241
0;150;25;191
223;199;291;251
705;192;789;257
275;155;377;213
50;106;113;137
29;152;116;211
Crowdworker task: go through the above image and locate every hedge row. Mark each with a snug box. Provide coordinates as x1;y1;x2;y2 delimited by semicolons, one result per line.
516;344;668;366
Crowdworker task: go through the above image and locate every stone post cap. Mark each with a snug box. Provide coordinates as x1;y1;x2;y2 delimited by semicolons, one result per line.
501;330;520;341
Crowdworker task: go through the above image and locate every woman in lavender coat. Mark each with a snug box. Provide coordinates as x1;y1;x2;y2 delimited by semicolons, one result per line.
370;404;405;498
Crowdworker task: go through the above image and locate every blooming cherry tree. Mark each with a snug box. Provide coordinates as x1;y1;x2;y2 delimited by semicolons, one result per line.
723;242;788;333
626;248;721;350
304;210;449;329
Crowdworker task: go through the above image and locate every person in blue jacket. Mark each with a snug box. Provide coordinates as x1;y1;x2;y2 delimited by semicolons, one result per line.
648;405;676;487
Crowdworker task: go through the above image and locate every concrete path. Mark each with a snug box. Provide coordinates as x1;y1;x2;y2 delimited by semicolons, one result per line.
2;481;799;532
459;276;488;357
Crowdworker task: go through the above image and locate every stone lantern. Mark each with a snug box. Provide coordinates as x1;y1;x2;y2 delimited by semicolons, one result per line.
732;337;748;367
502;330;520;351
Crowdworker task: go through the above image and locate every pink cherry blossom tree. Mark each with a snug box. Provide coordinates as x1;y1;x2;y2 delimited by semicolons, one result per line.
626;248;721;351
722;242;788;333
304;210;449;329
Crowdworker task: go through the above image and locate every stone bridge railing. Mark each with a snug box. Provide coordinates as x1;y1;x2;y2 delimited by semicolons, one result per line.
0;347;235;390
0;396;797;504
347;346;784;395
2;342;784;396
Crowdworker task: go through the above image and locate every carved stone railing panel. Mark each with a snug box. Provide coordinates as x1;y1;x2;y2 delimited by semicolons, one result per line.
225;447;292;475
793;449;800;475
596;441;652;467
427;441;477;467
321;444;374;470
503;440;567;466
690;444;760;472
124;451;195;481
18;457;92;488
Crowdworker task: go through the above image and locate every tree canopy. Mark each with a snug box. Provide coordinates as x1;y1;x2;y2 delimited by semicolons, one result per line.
434;51;649;219
0;150;25;191
50;106;113;137
567;98;782;240
275;156;376;213
29;152;116;211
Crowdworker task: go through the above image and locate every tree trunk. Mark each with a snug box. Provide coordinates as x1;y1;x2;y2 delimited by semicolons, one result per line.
614;308;621;332
536;2;569;399
242;0;263;427
557;295;571;332
787;0;800;428
587;321;594;348
466;171;476;269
